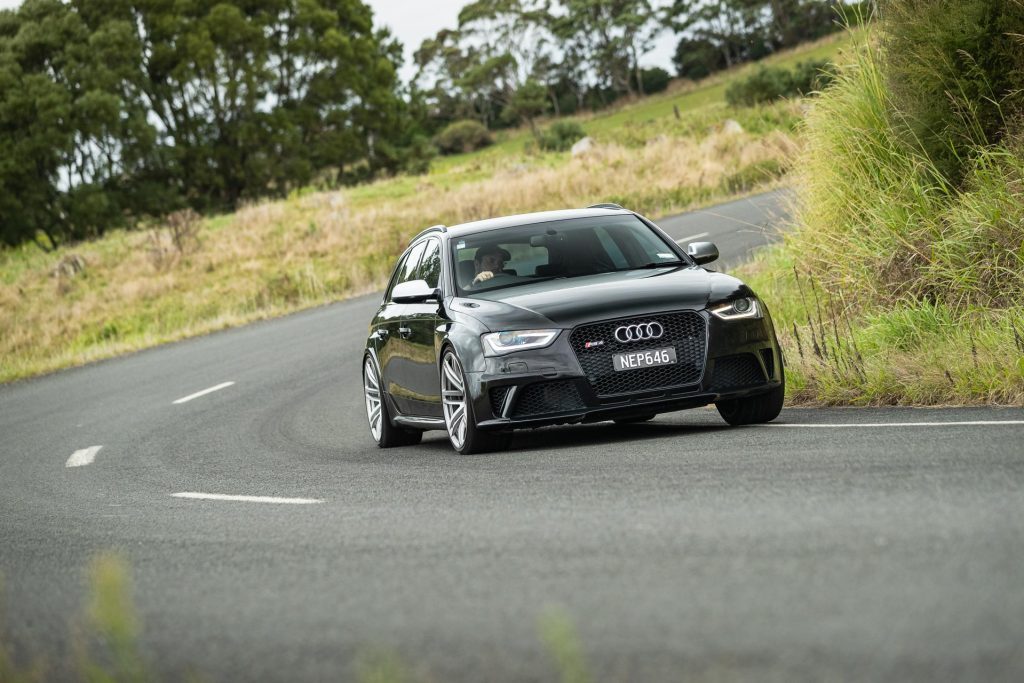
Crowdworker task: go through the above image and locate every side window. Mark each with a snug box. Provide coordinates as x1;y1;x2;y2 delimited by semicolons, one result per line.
417;238;442;289
385;242;426;301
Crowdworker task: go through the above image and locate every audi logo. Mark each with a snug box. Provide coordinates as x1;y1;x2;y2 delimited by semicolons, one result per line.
614;322;664;343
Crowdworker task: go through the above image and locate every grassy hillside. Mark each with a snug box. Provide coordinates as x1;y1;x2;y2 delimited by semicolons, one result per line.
738;23;1024;405
0;33;854;383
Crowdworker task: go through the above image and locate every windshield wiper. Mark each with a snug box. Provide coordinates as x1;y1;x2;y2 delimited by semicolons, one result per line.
621;260;685;270
466;276;563;294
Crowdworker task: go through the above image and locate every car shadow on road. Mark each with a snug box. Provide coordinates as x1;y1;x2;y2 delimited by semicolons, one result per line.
414;418;732;457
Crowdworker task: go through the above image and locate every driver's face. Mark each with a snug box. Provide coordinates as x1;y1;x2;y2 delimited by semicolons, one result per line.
479;253;505;272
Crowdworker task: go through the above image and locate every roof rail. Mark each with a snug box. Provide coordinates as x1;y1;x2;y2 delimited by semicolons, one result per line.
409;223;446;243
587;203;626;211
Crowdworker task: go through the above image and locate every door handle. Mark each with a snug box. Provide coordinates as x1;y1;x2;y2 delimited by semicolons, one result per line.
375;328;389;339
398;327;412;339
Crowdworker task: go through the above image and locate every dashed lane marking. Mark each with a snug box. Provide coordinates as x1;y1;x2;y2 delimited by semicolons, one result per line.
172;381;235;405
171;492;323;505
66;446;102;468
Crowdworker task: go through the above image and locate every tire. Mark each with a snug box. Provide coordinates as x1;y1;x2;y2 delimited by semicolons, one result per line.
363;357;423;447
613;414;656;424
715;367;785;426
441;348;511;454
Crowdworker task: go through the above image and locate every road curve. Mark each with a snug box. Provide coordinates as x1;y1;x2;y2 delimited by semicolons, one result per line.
1;190;1022;682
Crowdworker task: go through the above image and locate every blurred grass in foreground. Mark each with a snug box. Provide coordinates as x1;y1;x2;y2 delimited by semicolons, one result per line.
2;556;598;683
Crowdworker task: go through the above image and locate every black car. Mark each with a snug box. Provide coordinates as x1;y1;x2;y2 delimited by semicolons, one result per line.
362;205;784;453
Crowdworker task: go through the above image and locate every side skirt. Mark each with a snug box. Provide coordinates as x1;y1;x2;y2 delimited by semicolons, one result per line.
393;415;447;431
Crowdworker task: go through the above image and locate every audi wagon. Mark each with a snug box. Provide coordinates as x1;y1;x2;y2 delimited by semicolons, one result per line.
362;205;784;453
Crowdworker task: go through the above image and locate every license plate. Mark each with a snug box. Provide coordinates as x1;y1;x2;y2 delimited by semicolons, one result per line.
612;347;677;371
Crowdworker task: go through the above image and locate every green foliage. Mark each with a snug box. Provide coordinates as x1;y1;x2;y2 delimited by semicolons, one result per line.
502;79;550;134
538;121;586;151
668;0;854;79
0;0;154;248
434;119;494;155
725;60;835;106
633;66;671;94
0;0;416;249
745;17;1024;404
882;0;1024;184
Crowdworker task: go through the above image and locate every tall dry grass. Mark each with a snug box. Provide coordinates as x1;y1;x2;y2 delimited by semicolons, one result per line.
0;127;798;382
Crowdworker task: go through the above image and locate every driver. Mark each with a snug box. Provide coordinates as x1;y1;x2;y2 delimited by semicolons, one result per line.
471;245;511;286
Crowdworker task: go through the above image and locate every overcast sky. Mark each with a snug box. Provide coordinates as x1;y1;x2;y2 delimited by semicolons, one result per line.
0;0;679;84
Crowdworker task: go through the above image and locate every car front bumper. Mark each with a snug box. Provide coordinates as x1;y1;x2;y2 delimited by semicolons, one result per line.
468;310;783;431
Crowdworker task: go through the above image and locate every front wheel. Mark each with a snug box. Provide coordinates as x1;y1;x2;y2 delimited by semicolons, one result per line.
363;357;423;447
715;373;785;426
441;349;510;454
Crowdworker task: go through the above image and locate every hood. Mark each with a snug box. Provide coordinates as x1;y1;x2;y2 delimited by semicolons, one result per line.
454;267;745;330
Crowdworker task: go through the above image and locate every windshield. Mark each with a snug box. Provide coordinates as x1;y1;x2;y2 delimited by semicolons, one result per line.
451;215;684;296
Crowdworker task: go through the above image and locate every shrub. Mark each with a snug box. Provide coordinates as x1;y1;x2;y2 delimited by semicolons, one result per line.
434;120;493;155
726;66;793;106
726;61;837;107
791;59;837;95
538;121;586;152
633;67;671;95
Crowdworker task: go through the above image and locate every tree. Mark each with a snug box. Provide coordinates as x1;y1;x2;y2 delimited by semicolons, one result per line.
120;0;412;207
502;78;549;138
554;0;660;98
0;0;156;248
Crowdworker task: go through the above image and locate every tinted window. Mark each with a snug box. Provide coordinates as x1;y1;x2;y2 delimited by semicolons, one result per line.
417;238;442;289
450;215;682;296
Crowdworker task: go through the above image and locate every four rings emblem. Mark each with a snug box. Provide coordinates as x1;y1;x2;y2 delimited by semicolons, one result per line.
614;322;664;343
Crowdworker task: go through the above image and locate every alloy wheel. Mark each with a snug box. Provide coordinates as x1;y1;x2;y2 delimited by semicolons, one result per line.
441;351;468;450
363;358;383;442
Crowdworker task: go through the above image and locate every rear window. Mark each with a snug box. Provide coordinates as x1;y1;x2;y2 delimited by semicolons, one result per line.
451;215;682;296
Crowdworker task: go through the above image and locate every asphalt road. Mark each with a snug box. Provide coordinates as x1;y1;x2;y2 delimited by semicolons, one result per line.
1;190;1022;682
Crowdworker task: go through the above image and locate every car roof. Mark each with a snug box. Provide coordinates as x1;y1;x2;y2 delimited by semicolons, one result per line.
443;207;634;240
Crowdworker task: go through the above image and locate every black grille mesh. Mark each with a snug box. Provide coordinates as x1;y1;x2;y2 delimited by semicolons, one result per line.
569;311;706;397
711;354;765;390
489;386;511;417
512;381;585;417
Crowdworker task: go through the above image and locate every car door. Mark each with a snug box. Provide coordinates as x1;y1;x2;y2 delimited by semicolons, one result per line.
376;242;425;414
397;237;444;418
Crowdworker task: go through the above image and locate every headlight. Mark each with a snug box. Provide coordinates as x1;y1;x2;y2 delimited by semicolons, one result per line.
482;329;560;356
710;297;761;320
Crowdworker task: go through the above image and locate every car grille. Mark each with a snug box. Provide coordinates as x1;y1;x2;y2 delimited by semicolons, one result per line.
511;381;585;417
710;354;766;390
569;311;706;397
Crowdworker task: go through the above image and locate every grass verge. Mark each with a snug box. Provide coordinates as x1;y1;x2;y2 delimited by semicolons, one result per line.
739;25;1024;405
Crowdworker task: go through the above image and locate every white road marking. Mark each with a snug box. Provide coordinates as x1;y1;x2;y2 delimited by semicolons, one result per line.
675;232;710;243
66;446;102;468
171;492;323;504
172;381;235;404
763;421;1024;428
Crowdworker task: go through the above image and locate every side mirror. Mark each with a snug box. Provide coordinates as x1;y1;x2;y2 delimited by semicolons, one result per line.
686;241;719;265
392;279;441;304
